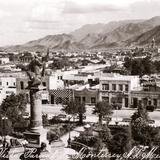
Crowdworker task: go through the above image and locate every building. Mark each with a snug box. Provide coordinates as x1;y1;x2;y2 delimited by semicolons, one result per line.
0;57;10;64
49;89;73;104
74;85;99;105
0;77;16;104
99;74;140;108
16;72;65;104
131;78;160;109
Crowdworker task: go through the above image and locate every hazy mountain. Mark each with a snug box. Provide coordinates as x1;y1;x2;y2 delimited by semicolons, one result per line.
125;25;160;47
3;16;160;51
70;23;105;41
79;33;102;48
81;16;160;49
71;19;144;41
5;34;85;52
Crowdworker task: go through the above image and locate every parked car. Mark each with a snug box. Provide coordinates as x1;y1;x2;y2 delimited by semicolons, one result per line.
146;105;155;112
122;118;131;122
112;103;122;110
148;119;155;124
22;112;30;119
57;114;67;121
74;114;86;120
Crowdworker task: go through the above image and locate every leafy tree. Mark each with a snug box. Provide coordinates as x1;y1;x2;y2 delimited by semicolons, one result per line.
42;113;49;126
101;125;112;142
131;103;157;146
49;57;74;70
124;56;156;76
153;60;160;72
108;127;133;155
131;103;149;122
123;57;132;73
62;100;86;124
0;93;27;129
93;101;112;125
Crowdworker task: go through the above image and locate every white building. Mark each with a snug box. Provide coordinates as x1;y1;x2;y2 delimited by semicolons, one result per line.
0;57;10;64
99;74;140;108
0;77;16;104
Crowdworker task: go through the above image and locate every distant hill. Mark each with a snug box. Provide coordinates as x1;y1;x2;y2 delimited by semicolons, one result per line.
70;19;144;41
5;34;85;52
125;25;160;47
3;16;160;52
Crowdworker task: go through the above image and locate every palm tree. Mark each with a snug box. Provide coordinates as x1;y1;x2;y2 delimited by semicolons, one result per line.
77;102;86;125
62;100;86;125
93;101;112;125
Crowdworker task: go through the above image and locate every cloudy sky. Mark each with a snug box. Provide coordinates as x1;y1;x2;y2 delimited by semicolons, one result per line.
0;0;160;46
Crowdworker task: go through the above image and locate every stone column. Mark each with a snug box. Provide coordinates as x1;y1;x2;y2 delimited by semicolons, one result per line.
30;88;42;133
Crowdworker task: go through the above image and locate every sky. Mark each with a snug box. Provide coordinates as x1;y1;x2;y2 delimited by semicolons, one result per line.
0;0;160;46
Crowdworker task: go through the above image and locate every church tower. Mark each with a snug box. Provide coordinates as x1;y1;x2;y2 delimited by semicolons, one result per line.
151;37;156;48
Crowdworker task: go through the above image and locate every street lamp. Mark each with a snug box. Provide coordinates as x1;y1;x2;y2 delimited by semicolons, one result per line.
115;105;119;125
2;116;8;144
67;115;72;147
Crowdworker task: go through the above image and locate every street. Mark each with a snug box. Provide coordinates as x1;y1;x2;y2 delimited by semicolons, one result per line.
26;104;160;125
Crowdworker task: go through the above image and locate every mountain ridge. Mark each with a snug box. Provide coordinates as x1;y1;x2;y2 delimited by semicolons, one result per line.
3;16;160;52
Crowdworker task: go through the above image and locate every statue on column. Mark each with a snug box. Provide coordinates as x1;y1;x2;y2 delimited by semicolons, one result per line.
17;49;49;89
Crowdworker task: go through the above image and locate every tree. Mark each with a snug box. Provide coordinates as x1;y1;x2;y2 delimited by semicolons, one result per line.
0;93;27;129
62;100;86;125
130;103;157;146
49;57;73;70
131;103;149;122
123;56;156;76
108;127;133;155
93;101;112;126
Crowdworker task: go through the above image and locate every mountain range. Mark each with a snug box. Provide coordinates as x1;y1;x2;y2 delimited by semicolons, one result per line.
3;16;160;52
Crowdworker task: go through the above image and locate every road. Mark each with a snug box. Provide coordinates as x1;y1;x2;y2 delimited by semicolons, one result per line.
27;104;160;124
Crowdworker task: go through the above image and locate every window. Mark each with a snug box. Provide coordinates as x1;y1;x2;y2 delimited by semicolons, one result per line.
125;85;129;92
42;82;46;86
6;82;8;86
153;99;157;106
20;81;24;90
82;97;86;103
125;98;129;108
119;84;123;91
13;82;16;86
91;97;96;104
58;76;63;80
112;84;116;91
102;84;109;90
0;82;2;85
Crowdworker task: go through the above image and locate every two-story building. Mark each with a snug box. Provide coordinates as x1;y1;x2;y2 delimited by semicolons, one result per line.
131;79;160;109
99;75;140;108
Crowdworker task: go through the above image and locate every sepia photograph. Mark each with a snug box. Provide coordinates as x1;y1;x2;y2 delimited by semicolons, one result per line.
0;0;160;159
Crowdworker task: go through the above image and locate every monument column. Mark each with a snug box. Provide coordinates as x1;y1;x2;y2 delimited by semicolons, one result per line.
30;88;43;133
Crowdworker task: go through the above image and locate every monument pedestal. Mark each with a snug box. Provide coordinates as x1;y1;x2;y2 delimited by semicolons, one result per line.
24;86;48;146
